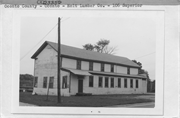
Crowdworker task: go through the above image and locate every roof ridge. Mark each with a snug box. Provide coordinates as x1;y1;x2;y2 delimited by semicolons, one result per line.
46;41;129;59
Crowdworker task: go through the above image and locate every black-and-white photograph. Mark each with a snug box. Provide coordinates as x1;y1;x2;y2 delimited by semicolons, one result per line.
19;13;156;108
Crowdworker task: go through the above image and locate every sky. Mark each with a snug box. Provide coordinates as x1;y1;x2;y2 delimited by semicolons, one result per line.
20;12;156;80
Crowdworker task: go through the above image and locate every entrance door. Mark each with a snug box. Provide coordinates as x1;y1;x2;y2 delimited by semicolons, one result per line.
78;79;83;93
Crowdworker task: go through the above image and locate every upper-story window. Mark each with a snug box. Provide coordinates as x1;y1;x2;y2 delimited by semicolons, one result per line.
89;61;93;71
111;64;114;72
77;60;81;70
127;67;130;74
101;63;104;72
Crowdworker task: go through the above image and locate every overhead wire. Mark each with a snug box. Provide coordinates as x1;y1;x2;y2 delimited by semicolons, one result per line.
20;23;58;60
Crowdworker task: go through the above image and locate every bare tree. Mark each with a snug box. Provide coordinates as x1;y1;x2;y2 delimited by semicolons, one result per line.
83;39;117;54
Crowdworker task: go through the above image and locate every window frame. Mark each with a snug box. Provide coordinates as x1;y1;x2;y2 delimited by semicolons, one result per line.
110;77;114;88
118;78;121;88
111;64;114;72
89;76;94;87
34;76;38;87
43;77;48;88
130;79;133;88
49;77;54;89
98;76;103;87
127;67;130;74
136;79;139;88
101;63;104;72
124;78;127;88
62;76;68;89
105;77;109;88
76;60;81;70
89;61;93;71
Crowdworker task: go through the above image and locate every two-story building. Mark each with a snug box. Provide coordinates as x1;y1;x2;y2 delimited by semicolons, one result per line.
31;41;147;96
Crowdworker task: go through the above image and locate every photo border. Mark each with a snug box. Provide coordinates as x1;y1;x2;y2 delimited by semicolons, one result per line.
11;7;166;116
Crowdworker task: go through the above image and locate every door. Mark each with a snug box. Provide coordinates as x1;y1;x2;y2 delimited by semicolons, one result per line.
78;79;83;93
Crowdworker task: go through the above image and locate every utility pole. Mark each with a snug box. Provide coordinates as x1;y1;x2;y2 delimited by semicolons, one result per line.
57;17;61;103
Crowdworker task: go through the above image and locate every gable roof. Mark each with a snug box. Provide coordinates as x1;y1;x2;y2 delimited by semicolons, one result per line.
31;41;140;68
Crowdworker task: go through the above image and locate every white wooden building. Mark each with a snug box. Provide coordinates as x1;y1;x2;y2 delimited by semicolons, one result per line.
31;41;147;96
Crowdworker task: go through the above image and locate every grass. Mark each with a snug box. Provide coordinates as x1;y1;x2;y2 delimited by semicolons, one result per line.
20;92;154;107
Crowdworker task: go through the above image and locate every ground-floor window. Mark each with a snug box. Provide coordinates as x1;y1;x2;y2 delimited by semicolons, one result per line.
34;77;38;87
43;77;47;88
130;79;133;88
118;78;121;88
98;77;103;87
105;77;109;88
62;76;68;89
136;79;139;88
110;78;114;88
124;78;127;88
49;77;54;88
89;76;94;87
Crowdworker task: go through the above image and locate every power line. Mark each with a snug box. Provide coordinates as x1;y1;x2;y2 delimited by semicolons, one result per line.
20;23;58;60
133;52;155;60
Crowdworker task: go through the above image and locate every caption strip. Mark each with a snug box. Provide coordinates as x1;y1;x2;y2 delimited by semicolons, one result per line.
4;0;143;9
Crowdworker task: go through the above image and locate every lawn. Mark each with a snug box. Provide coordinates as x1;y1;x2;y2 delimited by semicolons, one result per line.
20;92;154;107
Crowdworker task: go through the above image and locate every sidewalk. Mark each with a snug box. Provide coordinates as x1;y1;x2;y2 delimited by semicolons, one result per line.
108;102;155;108
19;102;37;106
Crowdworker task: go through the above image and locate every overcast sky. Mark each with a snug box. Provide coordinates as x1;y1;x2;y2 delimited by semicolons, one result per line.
20;12;156;80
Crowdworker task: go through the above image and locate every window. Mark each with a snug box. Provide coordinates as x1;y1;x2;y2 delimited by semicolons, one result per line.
49;77;54;88
89;61;93;71
77;60;81;70
105;77;109;88
111;64;114;72
43;77;47;88
89;76;94;87
62;76;68;89
136;79;139;88
111;78;114;88
98;77;103;87
124;78;127;88
118;78;121;88
34;77;38;87
130;79;133;88
127;67;130;74
101;63;104;72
